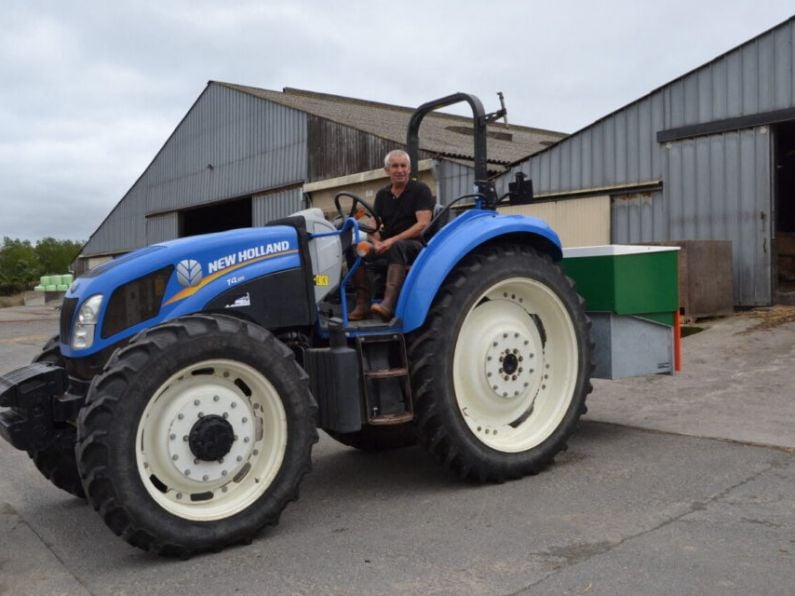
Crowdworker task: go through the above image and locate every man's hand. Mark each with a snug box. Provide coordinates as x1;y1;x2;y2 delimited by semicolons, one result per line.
372;237;394;255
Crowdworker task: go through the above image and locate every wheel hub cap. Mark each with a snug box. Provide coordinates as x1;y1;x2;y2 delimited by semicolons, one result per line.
189;415;235;461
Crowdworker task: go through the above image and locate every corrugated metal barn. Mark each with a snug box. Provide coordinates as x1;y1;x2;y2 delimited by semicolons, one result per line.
77;83;562;271
496;15;795;306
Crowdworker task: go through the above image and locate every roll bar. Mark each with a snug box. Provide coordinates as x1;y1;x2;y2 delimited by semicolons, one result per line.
406;93;505;209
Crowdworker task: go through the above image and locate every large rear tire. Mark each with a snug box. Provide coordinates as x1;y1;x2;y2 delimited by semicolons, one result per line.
408;244;592;482
76;314;317;556
25;336;85;499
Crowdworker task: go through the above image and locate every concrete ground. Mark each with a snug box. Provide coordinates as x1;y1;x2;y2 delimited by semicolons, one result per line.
0;305;793;595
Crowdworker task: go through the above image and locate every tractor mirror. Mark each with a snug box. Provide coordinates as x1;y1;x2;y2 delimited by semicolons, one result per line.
508;172;534;205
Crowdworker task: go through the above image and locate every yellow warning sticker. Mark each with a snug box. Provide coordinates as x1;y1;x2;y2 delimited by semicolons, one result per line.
314;274;330;286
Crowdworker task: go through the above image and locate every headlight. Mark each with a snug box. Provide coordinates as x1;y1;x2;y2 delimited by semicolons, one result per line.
72;294;103;349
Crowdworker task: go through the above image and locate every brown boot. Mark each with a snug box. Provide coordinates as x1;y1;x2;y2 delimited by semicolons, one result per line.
348;267;371;321
371;264;406;321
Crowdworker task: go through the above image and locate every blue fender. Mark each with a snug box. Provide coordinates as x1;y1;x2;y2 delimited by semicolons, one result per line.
396;209;562;332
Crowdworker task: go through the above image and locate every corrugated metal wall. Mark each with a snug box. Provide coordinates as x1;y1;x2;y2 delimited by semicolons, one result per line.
496;17;794;305
613;128;772;304
252;187;305;225
308;116;402;181
437;160;475;205
146;212;179;244
83;83;309;256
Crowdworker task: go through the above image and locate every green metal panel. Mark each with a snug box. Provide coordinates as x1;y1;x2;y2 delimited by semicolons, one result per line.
561;247;678;317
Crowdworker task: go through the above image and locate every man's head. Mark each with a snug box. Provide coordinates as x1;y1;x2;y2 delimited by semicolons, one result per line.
384;149;411;187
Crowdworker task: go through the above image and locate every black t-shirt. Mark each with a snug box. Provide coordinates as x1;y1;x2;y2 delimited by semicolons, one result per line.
374;180;434;240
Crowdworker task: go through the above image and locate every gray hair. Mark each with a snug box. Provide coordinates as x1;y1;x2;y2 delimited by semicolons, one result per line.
384;149;411;169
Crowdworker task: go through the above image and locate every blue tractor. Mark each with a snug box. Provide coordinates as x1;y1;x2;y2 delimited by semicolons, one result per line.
0;94;592;556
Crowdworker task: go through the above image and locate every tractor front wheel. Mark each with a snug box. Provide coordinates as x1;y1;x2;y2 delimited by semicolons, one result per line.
408;244;592;482
76;314;317;556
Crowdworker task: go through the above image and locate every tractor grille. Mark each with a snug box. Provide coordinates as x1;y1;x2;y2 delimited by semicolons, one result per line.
60;297;79;344
101;266;173;339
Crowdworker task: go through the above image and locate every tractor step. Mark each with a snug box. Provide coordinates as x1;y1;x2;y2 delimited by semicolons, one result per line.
357;335;413;425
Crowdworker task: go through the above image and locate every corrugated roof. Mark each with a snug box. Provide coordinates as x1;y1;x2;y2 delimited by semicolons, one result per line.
215;82;565;166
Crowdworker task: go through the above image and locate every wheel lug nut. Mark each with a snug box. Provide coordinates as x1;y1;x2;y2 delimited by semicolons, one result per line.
244;437;250;443
203;475;209;481
172;454;178;461
198;412;204;418
242;417;248;423
487;372;492;377
194;458;199;465
512;375;517;381
213;395;220;402
231;402;237;409
194;400;200;406
222;470;228;477
177;413;184;420
170;433;176;440
237;456;243;462
184;470;191;476
503;333;508;338
183;435;188;441
176;492;183;499
514;333;519;338
223;412;229;419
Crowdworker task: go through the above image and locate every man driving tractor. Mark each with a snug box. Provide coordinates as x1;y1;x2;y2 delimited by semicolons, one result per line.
349;149;434;321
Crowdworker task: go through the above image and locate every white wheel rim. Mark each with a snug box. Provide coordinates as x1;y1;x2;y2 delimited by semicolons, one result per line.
135;359;287;521
452;277;579;453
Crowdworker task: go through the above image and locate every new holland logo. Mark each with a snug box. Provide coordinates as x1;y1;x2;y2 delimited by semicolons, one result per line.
176;259;203;288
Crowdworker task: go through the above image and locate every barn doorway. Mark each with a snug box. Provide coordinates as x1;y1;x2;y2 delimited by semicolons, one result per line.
774;122;795;302
180;197;252;237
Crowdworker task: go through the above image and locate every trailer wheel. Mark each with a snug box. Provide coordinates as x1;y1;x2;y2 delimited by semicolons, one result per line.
76;315;317;556
326;424;417;451
23;336;86;498
408;244;592;482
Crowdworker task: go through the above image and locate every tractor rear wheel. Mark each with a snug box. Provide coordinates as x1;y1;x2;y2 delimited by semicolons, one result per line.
76;314;317;556
25;336;85;498
408;244;592;482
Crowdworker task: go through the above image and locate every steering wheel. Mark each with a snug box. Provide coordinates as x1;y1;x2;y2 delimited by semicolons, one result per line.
333;192;381;234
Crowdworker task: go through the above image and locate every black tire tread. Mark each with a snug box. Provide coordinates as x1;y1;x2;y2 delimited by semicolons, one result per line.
76;314;318;557
408;243;594;483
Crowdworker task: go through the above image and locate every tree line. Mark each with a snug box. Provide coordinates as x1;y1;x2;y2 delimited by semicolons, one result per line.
0;237;83;295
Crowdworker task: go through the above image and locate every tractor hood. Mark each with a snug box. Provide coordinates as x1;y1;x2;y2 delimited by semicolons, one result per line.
61;226;301;357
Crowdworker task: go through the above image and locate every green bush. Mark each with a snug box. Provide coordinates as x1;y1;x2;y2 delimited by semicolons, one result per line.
0;237;83;296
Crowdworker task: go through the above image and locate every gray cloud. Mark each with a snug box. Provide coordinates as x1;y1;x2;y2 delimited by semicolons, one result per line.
1;0;792;241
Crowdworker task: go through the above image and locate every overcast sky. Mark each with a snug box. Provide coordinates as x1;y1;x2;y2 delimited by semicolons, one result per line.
2;1;793;242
